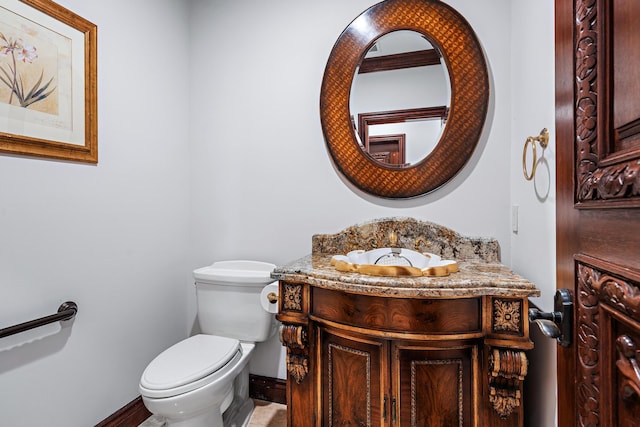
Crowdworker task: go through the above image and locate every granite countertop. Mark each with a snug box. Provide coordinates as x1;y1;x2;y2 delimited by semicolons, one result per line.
272;218;540;298
271;254;540;299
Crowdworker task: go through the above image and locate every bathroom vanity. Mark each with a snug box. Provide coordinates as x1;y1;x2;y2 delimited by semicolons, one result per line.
273;218;540;427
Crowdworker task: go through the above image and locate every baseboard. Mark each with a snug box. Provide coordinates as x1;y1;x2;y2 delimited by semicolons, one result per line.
249;374;287;405
96;375;286;426
95;396;151;427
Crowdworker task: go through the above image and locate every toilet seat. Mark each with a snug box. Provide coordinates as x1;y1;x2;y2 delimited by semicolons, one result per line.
140;334;241;399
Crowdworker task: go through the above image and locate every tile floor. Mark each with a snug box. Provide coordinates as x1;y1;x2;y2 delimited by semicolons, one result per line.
247;400;286;427
138;400;286;427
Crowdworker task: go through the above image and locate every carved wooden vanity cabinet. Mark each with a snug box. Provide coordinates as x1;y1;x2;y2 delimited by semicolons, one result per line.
273;219;540;427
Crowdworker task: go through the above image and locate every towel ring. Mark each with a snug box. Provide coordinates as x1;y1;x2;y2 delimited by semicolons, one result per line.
522;128;549;180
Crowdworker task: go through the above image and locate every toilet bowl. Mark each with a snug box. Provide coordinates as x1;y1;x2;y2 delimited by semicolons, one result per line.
140;336;255;427
139;260;277;427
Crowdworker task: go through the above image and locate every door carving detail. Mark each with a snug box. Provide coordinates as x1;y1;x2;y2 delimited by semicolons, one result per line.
615;335;640;401
577;261;640;426
579;263;640;322
557;0;640;423
575;0;640;204
574;0;602;202
576;263;602;426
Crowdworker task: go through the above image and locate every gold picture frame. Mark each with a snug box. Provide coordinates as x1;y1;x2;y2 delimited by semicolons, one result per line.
0;0;97;163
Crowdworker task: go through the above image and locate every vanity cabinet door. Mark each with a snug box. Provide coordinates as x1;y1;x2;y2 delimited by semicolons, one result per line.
393;343;478;427
320;327;389;427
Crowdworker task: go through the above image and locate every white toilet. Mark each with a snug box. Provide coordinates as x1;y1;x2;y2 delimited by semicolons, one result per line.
139;260;278;427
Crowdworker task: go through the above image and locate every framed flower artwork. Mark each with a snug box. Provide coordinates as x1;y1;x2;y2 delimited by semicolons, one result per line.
0;0;97;163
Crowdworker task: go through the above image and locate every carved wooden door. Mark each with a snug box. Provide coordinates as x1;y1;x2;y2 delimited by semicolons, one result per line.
393;343;476;426
319;328;478;427
556;0;640;425
320;327;388;426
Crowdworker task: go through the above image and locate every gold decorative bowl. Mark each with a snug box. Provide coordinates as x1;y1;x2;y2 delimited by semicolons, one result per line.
330;248;458;277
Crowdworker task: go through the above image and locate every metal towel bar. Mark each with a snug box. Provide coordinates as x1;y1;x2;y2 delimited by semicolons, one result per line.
0;301;78;339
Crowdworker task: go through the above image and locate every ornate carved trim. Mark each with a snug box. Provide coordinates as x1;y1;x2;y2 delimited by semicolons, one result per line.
577;262;640;425
279;323;309;384
492;299;523;335
574;0;598;202
488;349;528;418
578;161;640;203
279;324;308;350
615;335;640;401
574;0;640;204
576;262;602;426
411;359;463;426
489;349;528;381
586;266;640;323
282;283;303;311
286;354;309;385
328;343;371;427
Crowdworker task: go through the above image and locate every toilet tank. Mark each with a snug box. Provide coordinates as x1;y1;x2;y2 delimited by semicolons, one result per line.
193;260;277;342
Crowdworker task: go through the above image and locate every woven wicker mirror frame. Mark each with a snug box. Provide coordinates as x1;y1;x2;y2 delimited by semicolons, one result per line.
321;0;489;198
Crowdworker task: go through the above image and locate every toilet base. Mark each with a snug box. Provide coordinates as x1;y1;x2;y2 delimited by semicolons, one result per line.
144;397;255;427
222;362;254;427
222;398;254;427
168;410;223;427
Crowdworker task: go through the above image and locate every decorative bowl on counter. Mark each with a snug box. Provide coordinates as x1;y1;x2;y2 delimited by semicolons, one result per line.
330;248;458;277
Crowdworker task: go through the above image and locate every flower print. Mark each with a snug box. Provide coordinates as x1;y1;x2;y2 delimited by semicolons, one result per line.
0;33;14;56
0;31;55;108
14;39;37;63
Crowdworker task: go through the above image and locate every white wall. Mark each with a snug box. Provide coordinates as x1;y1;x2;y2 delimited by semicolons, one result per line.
188;0;514;283
509;0;557;426
0;0;191;425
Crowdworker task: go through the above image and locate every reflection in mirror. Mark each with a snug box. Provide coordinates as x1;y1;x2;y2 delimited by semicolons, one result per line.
350;30;450;167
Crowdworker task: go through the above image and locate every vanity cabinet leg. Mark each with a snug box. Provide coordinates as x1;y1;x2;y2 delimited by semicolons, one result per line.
279;323;316;426
485;346;528;426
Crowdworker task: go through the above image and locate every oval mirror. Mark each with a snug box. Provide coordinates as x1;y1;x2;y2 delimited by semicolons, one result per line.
350;30;450;168
321;0;489;198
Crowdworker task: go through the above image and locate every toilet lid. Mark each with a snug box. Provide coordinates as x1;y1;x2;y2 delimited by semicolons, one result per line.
140;334;240;393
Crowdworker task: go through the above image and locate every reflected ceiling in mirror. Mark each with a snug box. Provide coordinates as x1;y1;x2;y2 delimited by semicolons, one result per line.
321;0;489;198
350;30;450;168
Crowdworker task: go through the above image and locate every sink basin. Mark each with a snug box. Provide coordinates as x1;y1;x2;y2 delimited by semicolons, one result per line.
331;248;458;277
